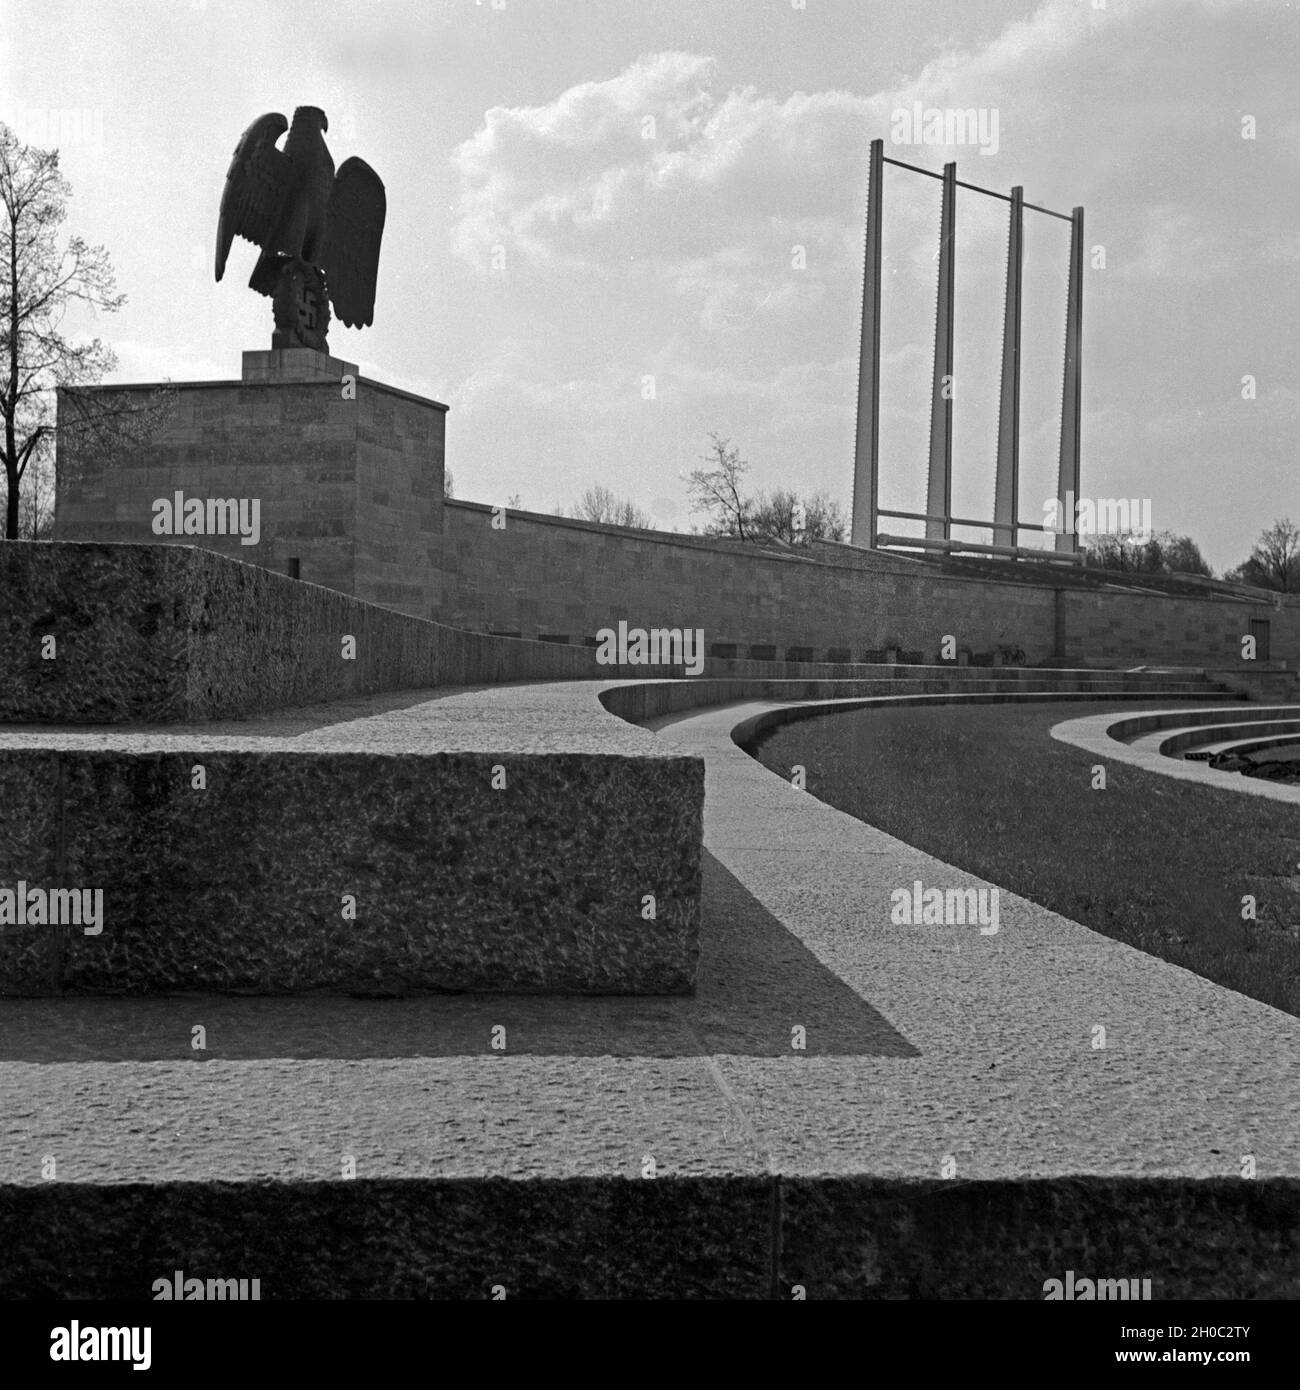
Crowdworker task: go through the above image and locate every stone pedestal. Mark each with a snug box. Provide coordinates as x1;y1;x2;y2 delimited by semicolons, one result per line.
241;348;357;382
55;351;448;621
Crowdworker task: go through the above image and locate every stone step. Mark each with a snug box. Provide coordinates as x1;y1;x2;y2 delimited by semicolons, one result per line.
1154;716;1300;757
4;678;1295;1297
1106;704;1300;744
602;679;1241;723
0;691;703;997
1;1169;1292;1299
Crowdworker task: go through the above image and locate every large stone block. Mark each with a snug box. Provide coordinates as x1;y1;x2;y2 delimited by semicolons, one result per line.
0;743;702;996
0;1179;772;1298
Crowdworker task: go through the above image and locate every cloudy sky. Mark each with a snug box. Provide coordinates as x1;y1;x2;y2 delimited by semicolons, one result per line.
2;0;1296;569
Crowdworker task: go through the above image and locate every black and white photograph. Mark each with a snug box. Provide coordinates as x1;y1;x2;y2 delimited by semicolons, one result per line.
1;0;1297;1356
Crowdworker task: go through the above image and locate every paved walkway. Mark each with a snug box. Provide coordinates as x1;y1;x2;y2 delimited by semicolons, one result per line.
643;695;1300;1178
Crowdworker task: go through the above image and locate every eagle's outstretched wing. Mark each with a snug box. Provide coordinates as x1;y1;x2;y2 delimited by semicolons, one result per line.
215;113;290;281
319;157;386;327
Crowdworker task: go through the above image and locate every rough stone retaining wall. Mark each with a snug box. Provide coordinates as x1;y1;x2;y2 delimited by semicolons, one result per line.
0;542;601;723
13;543;1242;727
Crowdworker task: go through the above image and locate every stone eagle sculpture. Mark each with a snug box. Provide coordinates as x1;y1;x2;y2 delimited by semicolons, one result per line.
215;106;385;353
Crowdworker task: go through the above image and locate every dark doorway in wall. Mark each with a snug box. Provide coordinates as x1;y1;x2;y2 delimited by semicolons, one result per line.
1250;617;1271;661
287;558;301;580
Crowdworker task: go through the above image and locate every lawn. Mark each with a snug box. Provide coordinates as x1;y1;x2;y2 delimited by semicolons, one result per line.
749;699;1300;1018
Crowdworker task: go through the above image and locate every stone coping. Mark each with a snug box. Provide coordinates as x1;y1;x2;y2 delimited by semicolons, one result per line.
1050;705;1300;804
57;371;450;412
1092;704;1300;738
0;666;1233;748
601;679;1239;727
1154;718;1300;757
0;683;678;757
1182;734;1300;759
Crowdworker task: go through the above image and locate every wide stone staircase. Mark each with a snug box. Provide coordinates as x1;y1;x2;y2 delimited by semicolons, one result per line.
4;541;1282;1298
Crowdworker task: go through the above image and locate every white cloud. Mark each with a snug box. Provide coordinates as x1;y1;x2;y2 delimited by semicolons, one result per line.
443;0;1299;570
451;51;881;277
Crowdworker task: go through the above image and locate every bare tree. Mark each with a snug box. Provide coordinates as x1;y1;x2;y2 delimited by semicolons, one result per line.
444;466;454;499
16;449;54;538
1225;518;1300;593
686;433;753;540
0;122;171;539
571;484;650;528
687;436;846;547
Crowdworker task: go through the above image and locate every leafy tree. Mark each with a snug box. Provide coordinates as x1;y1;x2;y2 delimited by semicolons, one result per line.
1080;531;1138;571
750;487;847;546
1224;518;1300;593
1155;532;1213;578
1081;529;1212;578
0;122;171;539
570;483;650;528
443;466;454;499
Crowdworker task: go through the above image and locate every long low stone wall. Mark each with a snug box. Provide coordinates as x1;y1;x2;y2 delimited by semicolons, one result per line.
5;542;967;724
14;542;1258;727
442;501;1061;659
6;539;1288;727
442;500;1300;669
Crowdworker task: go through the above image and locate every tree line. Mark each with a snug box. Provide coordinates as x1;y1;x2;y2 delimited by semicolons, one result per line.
1077;519;1299;591
549;438;1298;593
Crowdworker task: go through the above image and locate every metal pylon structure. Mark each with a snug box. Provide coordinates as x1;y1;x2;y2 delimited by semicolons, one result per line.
850;137;1084;560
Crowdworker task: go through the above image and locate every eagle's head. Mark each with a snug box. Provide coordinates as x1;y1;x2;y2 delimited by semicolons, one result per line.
293;106;328;133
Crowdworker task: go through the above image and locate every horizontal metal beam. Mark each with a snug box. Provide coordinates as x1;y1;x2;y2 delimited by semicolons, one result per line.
876;533;1086;564
880;155;1072;221
877;508;1051;534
